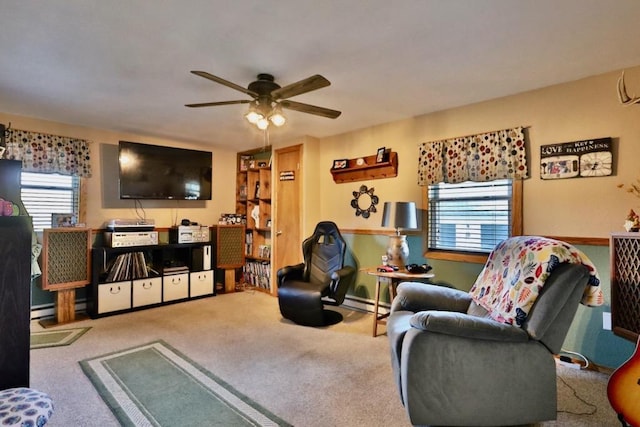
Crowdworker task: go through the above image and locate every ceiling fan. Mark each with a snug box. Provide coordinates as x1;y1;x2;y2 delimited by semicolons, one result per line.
185;71;341;129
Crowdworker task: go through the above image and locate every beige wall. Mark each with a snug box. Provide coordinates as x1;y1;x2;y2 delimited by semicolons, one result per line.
6;65;637;236
317;66;640;238
0;112;237;229
319;118;422;232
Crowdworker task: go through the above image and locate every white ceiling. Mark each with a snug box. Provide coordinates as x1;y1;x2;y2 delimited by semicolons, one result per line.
2;0;640;152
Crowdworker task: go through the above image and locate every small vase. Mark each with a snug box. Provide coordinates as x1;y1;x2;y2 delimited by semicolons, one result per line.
624;220;639;232
386;235;409;270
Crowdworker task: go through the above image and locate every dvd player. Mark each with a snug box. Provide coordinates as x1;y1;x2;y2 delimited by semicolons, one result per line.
105;218;155;232
169;225;210;244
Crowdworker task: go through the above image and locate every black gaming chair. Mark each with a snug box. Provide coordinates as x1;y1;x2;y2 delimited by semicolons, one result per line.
277;221;356;326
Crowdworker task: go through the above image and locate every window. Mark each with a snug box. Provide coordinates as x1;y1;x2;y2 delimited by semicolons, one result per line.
20;172;80;232
427;179;521;257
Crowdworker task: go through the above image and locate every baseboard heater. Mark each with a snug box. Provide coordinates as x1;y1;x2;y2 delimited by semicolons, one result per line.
30;300;87;321
342;295;385;315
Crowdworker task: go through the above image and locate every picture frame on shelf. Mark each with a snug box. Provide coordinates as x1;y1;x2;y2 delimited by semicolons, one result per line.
332;159;348;169
239;155;251;171
376;147;387;163
238;184;248;201
51;213;76;228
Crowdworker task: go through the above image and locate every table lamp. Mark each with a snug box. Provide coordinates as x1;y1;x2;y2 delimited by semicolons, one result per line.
381;201;417;270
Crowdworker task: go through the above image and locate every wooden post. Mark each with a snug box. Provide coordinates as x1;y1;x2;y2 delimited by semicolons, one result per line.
55;289;76;323
225;269;236;293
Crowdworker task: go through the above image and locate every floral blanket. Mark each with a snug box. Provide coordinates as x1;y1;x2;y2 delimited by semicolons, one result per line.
468;236;604;326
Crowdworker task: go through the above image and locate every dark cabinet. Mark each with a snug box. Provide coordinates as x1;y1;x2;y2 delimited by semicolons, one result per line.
88;242;215;318
0;216;32;389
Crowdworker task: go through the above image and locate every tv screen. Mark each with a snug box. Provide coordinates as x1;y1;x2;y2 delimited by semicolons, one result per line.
118;141;212;200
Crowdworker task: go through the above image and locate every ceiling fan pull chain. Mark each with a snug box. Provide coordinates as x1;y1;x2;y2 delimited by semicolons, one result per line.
263;128;270;149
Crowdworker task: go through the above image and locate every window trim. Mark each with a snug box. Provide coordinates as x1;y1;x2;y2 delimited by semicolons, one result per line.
422;179;523;264
78;177;87;225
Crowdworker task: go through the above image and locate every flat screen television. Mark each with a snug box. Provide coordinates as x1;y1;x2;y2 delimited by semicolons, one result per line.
118;141;212;200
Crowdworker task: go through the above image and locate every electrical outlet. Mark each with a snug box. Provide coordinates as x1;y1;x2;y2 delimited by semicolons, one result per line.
554;356;582;370
603;312;612;330
556;359;582;369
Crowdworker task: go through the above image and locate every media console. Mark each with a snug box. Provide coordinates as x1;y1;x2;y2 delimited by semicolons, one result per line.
88;242;214;318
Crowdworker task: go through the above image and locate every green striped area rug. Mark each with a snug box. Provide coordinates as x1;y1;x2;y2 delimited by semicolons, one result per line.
31;326;91;349
79;340;291;427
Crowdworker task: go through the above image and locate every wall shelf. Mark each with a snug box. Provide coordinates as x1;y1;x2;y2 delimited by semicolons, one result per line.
330;151;398;183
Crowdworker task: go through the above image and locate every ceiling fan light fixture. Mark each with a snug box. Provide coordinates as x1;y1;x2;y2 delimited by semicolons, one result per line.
269;105;286;127
245;102;263;124
270;113;286;127
256;117;270;130
245;111;262;124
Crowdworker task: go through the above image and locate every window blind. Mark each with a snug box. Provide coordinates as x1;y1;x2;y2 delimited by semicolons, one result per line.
428;179;512;253
20;172;79;232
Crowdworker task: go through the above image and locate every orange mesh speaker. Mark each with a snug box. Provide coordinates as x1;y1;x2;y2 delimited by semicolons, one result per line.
213;225;245;268
211;225;246;293
42;227;92;291
611;233;640;342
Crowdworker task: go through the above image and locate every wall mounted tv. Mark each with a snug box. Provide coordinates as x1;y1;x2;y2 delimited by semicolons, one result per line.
118;141;212;200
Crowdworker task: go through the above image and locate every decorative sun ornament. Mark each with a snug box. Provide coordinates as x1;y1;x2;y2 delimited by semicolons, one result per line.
351;185;378;218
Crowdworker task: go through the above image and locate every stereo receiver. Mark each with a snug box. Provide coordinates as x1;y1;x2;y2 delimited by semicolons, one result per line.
105;231;159;248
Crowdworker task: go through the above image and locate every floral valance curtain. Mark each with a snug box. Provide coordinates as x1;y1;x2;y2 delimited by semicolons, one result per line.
417;126;527;186
5;128;92;177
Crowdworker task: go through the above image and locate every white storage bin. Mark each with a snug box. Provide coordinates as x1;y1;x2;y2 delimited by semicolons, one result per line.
98;281;132;314
132;277;162;308
163;273;189;302
190;270;214;297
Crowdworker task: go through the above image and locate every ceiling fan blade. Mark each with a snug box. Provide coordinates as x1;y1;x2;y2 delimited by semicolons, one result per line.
190;71;259;98
271;75;331;100
185;100;251;108
280;100;341;119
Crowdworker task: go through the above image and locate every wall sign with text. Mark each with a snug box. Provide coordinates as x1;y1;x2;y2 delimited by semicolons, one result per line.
540;137;613;180
279;171;295;181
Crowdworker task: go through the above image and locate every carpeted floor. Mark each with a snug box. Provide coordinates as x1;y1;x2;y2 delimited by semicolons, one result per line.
29;291;619;426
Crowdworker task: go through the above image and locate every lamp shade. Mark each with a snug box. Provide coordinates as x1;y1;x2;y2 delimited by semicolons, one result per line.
381;202;417;231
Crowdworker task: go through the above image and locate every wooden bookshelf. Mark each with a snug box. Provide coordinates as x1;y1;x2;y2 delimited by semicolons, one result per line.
237;149;272;293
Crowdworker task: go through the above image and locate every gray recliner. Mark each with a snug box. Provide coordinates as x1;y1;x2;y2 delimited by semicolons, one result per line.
387;240;593;426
